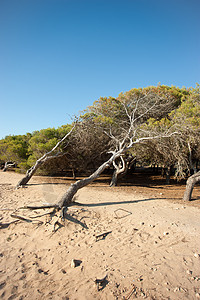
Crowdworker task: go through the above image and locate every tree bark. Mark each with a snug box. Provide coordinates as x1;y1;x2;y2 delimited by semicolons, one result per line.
16;160;43;187
57;151;123;208
110;169;119;187
183;170;200;201
110;155;135;187
110;156;126;187
72;168;76;179
165;166;171;184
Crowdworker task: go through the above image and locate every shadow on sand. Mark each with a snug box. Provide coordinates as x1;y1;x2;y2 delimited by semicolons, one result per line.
76;197;166;208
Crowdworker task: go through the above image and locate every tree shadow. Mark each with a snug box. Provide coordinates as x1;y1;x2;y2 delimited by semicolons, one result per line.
27;183;67;186
64;210;88;229
76;197;163;208
189;196;200;201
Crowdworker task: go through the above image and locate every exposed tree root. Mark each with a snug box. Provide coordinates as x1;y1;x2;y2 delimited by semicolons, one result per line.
0;220;19;229
19;204;59;210
0;200;88;232
10;213;44;225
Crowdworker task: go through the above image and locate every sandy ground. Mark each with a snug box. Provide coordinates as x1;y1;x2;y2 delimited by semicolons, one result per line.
0;171;200;300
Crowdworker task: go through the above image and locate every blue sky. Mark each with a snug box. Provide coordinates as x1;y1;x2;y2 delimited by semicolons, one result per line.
0;0;199;138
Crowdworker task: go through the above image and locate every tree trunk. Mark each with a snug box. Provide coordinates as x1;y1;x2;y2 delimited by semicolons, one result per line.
2;162;15;172
165;166;171;184
109;155;135;187
161;167;165;178
16;161;42;187
183;170;200;201
72;168;76;179
110;155;126;187
57;151;123;208
3;162;9;172
110;169;119;187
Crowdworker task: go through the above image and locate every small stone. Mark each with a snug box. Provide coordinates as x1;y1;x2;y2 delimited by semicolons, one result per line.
194;253;200;258
38;269;43;273
186;270;192;275
140;222;145;225
196;293;200;298
70;259;82;268
163;232;169;236
179;287;187;292
71;259;76;268
137;276;143;281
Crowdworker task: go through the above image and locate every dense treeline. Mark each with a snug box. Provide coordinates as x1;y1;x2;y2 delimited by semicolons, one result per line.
1;85;200;185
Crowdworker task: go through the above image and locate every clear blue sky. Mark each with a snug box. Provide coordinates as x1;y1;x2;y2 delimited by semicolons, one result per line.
0;0;199;138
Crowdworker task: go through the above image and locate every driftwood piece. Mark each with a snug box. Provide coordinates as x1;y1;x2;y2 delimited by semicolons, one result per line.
95;231;112;241
123;285;137;300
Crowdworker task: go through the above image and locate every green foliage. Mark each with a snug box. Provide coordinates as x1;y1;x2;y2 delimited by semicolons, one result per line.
0;84;198;179
0;124;72;173
0;134;30;165
170;86;200;131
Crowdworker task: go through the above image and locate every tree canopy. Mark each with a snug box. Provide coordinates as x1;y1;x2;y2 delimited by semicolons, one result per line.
1;84;199;184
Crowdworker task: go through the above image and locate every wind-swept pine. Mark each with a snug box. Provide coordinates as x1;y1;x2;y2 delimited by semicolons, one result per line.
57;86;181;207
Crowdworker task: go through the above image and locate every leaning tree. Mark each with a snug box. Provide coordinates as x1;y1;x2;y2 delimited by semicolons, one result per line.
1;86;186;230
16;124;75;187
174;85;200;201
56;86;180;208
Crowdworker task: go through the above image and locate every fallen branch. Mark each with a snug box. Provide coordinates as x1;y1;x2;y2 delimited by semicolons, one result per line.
123;285;137;300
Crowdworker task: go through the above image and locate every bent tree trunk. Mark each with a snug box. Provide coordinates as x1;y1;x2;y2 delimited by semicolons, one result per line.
110;155;126;187
57;150;124;208
110;169;119;187
2;162;15;172
16;160;43;187
16;125;75;188
57;134;176;207
183;171;200;201
110;155;136;187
